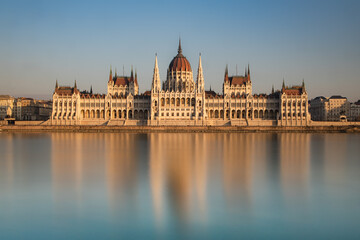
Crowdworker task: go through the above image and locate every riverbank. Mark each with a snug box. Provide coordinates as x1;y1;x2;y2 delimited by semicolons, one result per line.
1;125;360;133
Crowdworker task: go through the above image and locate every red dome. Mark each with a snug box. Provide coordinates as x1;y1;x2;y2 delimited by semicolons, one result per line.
168;54;192;72
168;40;192;72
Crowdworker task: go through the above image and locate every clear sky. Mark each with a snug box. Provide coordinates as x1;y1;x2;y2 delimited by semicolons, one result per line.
0;0;359;101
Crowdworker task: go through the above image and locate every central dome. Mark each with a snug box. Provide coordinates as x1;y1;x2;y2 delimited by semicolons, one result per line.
168;40;192;72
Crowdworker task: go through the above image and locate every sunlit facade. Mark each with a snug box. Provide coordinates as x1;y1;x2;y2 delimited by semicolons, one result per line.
51;40;310;126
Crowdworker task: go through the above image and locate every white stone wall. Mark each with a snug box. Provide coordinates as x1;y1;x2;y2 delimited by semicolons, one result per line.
280;93;309;126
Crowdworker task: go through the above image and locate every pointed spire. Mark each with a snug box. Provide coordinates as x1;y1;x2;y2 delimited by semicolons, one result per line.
131;65;134;80
90;85;93;94
302;79;305;92
210;85;212;91
197;53;204;93
224;65;229;83
245;66;248;77
74;80;77;89
282;78;285;90
178;37;182;54
248;63;250;76
135;68;138;85
272;84;274;94
55;79;58;89
152;54;161;93
115;68;117;77
109;65;113;83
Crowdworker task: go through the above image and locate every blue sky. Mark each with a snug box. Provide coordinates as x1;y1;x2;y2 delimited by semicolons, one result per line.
0;0;359;101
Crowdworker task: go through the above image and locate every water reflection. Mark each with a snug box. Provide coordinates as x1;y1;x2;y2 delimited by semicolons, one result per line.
0;132;360;239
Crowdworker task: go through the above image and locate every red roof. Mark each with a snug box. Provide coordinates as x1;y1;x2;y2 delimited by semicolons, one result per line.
283;86;303;95
55;87;79;95
229;76;250;86
168;53;192;72
113;76;131;86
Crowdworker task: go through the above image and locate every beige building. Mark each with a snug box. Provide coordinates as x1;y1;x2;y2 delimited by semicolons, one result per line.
0;95;15;120
0;95;52;121
52;40;310;126
309;95;350;121
350;100;360;121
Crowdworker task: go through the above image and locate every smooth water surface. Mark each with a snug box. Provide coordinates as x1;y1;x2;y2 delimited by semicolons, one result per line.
0;133;360;239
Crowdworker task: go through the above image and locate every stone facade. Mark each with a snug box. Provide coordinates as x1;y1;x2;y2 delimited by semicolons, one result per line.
51;41;310;126
309;95;351;121
0;95;52;121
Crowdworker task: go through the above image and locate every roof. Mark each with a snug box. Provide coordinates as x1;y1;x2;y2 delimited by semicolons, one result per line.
80;93;106;99
0;95;14;100
55;87;79;95
168;53;192;72
143;91;151;96
205;90;222;99
168;41;192;72
329;95;347;99
229;76;250;86
113;76;132;86
282;86;304;95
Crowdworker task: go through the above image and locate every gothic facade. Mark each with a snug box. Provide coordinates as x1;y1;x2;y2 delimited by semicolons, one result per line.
51;41;310;126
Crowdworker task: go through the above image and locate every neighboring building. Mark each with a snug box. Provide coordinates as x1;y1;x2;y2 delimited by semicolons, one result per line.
0;95;15;120
52;40;310;126
350;100;360;121
0;95;52;121
309;95;351;121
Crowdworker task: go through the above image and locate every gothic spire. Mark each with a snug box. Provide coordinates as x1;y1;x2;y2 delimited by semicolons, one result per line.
74;80;77;89
152;54;161;93
108;65;113;83
302;79;305;92
224;65;229;83
131;65;134;80
248;63;250;76
196;53;204;93
178;37;182;54
90;85;93;94
135;68;138;85
282;78;285;90
55;79;58;89
272;84;274;94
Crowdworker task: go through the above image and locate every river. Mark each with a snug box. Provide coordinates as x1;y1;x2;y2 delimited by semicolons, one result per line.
0;133;359;239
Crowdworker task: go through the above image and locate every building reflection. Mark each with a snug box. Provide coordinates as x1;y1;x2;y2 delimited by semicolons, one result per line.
51;133;139;214
51;133;87;208
0;134;14;191
104;133;138;214
149;133;208;228
279;133;310;204
222;133;256;211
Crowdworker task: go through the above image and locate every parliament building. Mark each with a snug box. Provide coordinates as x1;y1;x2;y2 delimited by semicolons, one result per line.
51;40;310;126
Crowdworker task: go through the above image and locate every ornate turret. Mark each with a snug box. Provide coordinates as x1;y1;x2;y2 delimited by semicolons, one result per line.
135;69;138;85
196;53;204;93
108;65;112;83
282;78;285;92
224;65;229;83
130;66;134;81
302;79;306;92
152;54;161;93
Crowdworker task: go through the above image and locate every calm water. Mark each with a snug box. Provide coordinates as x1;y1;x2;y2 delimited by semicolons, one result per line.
0;132;360;239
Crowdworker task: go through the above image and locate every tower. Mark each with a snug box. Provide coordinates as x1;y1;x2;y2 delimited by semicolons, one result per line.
223;65;230;95
152;54;161;93
196;53;204;93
